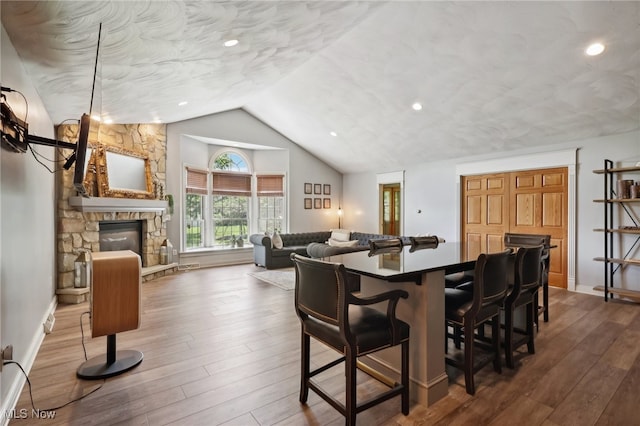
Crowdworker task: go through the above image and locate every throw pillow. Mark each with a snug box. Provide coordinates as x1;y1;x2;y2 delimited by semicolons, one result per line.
330;229;351;242
271;231;283;249
328;238;359;248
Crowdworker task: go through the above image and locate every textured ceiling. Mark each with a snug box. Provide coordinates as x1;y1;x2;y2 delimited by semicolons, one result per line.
2;1;639;173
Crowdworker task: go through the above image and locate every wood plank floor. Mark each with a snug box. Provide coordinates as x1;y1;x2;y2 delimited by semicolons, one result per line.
9;263;640;425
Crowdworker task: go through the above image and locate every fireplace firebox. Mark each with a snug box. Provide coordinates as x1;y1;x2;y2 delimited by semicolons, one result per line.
99;221;143;264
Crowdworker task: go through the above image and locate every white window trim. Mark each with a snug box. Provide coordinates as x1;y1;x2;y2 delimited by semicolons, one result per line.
254;172;288;234
182;163;211;251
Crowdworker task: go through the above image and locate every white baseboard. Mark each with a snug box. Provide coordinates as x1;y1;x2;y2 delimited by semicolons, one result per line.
575;283;604;297
1;297;57;426
179;249;253;269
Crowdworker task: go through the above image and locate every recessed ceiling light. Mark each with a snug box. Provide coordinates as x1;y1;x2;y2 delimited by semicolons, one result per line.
90;114;101;122
585;42;605;56
224;39;239;47
178;101;188;106
103;117;113;124
330;131;337;137
152;118;162;124
412;102;423;111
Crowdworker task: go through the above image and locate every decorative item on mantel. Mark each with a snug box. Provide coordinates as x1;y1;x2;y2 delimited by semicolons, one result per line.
154;181;165;200
164;194;174;222
165;194;174;214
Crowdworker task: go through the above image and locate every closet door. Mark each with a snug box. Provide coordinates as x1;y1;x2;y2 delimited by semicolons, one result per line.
461;173;509;260
461;167;568;288
510;167;568;288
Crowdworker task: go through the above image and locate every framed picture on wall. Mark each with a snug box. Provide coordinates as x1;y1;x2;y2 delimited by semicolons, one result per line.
304;198;312;209
314;184;322;194
314;198;322;209
323;198;331;209
323;184;331;195
304;183;312;194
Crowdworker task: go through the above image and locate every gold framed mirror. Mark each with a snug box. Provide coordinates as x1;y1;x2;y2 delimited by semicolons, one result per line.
95;145;154;199
81;146;98;197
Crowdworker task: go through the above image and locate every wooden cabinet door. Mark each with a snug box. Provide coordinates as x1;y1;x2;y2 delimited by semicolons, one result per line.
461;173;509;260
509;167;568;288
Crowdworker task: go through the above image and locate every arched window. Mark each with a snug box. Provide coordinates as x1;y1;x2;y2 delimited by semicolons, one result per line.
184;150;285;250
212;152;249;172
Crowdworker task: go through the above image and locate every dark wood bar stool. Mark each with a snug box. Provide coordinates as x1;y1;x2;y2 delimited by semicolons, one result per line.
291;254;410;425
444;250;510;395
368;237;404;256
408;235;440;252
503;233;551;325
503;245;544;369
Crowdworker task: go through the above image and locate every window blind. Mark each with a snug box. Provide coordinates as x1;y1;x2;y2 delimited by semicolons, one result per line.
257;175;284;197
186;168;208;195
212;172;252;196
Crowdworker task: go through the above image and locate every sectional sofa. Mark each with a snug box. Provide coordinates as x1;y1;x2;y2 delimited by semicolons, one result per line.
249;230;409;269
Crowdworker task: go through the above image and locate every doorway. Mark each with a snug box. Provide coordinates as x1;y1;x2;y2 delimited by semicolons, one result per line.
381;183;401;235
376;171;404;237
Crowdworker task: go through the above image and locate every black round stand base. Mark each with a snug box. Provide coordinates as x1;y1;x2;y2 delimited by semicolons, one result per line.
76;350;143;380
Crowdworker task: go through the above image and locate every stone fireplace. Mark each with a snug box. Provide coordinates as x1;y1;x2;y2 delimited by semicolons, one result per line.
55;123;174;304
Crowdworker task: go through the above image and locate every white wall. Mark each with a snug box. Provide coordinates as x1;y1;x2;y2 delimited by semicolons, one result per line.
344;162;460;239
166;110;343;264
575;132;640;293
1;24;58;418
344;131;640;294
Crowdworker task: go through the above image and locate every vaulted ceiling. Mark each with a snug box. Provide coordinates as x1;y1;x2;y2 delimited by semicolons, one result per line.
2;1;639;173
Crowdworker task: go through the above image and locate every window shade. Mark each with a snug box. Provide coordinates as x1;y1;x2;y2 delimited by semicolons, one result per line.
257;175;284;197
212;172;251;196
186;168;208;194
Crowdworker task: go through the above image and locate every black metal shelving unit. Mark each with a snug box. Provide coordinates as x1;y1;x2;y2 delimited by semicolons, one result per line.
593;159;640;302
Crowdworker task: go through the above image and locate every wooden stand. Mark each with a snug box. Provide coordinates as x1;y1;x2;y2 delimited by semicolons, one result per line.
77;250;143;380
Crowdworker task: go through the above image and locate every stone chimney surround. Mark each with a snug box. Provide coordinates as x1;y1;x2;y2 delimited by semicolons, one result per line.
56;123;176;304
